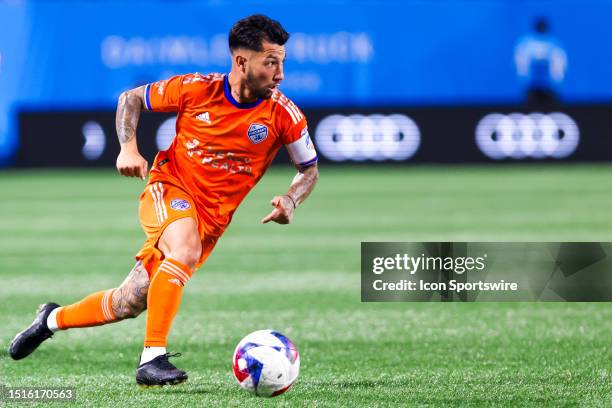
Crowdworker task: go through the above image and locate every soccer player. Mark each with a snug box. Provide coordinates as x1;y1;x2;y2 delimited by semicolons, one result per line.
9;14;319;387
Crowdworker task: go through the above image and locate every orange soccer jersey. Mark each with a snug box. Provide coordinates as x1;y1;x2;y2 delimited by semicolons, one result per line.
135;72;317;274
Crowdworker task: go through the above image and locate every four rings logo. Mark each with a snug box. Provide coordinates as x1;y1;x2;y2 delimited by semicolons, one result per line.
314;114;420;161
476;112;580;160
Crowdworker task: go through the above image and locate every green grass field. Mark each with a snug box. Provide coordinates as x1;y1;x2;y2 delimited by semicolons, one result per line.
1;165;611;407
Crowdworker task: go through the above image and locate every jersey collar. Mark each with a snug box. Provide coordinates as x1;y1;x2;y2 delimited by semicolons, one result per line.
224;74;264;109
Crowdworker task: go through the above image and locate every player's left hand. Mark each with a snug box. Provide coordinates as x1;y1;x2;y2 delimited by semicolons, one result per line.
261;195;295;224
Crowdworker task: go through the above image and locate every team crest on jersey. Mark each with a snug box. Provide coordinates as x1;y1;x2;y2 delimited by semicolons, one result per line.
247;123;268;144
170;199;191;211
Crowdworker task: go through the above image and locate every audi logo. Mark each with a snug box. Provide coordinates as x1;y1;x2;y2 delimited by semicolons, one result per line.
314;114;420;161
476;112;580;160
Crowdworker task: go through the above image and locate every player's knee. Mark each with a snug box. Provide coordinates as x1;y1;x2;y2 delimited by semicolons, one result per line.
116;302;146;319
112;286;148;320
127;302;147;318
169;244;201;271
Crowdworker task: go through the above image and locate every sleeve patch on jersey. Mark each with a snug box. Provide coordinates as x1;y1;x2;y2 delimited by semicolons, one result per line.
144;84;152;111
286;129;317;166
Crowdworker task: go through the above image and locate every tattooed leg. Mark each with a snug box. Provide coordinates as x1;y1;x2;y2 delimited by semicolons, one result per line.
112;261;150;320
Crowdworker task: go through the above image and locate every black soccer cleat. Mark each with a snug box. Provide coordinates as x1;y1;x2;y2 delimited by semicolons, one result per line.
9;303;60;360
136;353;188;388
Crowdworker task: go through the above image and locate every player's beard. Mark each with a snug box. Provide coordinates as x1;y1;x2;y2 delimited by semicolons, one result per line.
245;69;276;99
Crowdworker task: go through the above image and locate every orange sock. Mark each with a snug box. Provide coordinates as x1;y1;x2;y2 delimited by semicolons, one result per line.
56;289;116;329
144;258;192;347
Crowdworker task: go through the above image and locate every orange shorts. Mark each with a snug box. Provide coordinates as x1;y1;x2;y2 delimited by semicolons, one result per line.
135;181;219;277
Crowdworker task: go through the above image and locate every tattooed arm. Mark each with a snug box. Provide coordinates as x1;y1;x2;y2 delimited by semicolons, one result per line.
116;85;149;180
261;164;319;224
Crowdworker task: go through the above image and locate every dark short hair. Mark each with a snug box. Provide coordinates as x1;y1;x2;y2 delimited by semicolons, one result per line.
229;14;290;52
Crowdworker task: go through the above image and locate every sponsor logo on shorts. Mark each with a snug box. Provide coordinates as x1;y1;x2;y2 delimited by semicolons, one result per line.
247;123;268;144
170;199;191;211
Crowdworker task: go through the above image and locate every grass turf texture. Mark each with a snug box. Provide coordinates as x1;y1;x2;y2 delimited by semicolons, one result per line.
1;165;611;407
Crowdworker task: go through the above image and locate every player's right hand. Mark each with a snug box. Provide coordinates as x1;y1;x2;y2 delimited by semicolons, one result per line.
116;149;148;180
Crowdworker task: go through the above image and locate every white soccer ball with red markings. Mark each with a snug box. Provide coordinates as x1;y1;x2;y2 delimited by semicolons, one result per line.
232;330;300;397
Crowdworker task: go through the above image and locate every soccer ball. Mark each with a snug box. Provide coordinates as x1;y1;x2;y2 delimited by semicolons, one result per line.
232;330;300;397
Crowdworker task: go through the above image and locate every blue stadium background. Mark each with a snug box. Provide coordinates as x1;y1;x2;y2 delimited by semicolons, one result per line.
2;0;612;165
